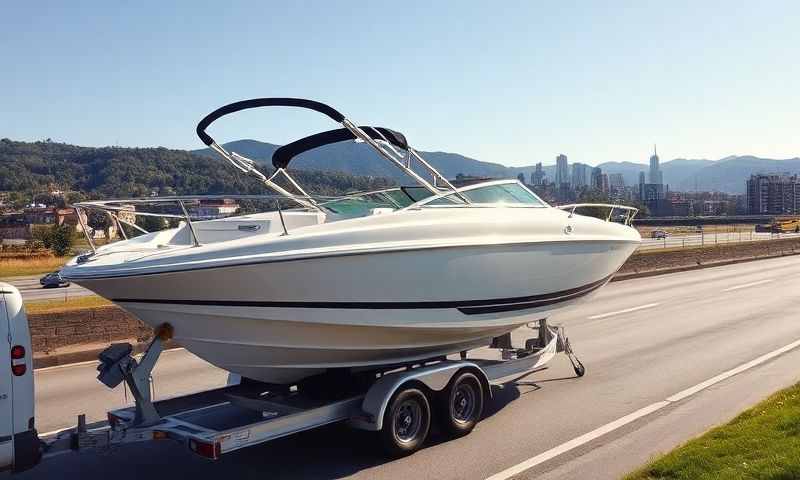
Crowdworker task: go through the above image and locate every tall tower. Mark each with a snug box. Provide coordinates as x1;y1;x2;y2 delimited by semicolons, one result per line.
648;145;662;185
555;154;569;187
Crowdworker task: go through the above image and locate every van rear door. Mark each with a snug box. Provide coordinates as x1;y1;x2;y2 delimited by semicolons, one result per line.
0;282;40;472
0;284;14;470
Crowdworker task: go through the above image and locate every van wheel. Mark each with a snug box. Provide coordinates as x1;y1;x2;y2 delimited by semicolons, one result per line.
380;386;431;457
439;371;484;437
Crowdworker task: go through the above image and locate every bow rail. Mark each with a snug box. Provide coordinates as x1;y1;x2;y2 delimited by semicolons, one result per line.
556;203;639;226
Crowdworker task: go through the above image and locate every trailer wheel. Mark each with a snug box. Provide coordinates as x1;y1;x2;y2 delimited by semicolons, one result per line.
439;371;484;437
380;386;431;457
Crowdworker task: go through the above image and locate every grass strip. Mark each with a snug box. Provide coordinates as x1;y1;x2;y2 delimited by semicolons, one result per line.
0;256;68;278
25;295;112;314
625;382;800;480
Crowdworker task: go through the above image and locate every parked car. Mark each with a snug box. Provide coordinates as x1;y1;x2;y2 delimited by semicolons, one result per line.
651;230;669;239
39;271;70;288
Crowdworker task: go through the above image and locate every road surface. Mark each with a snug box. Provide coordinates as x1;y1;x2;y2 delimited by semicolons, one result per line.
18;255;800;479
3;275;92;302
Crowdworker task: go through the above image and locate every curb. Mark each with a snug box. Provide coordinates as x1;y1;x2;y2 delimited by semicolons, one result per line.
33;340;181;370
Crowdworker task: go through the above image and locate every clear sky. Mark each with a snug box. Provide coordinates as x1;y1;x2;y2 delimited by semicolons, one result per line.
2;1;798;167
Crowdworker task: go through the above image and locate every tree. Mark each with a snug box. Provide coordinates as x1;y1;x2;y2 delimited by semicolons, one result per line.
517;173;526;185
30;224;74;256
49;224;74;256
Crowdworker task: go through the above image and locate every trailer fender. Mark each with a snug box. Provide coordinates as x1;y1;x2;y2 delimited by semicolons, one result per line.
354;362;491;431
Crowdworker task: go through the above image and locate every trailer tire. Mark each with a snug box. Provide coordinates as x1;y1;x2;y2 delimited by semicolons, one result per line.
380;386;431;457
439;371;484;438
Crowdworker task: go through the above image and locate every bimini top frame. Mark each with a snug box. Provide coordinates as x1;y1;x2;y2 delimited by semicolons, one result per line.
196;98;470;208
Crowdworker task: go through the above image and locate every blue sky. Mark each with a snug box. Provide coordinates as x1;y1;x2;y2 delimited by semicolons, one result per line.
2;1;798;167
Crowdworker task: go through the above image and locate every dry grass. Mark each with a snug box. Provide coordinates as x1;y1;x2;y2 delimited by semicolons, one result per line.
0;256;69;279
24;295;112;314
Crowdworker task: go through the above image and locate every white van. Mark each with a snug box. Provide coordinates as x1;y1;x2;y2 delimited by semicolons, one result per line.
0;283;40;472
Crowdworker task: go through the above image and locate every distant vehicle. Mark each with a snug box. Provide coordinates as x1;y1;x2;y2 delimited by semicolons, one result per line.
651;230;669;239
755;219;800;234
39;271;70;288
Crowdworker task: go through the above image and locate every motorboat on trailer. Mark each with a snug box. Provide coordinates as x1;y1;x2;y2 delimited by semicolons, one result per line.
61;98;641;385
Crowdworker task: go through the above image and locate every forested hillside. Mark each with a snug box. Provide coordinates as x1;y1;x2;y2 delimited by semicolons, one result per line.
0;138;394;201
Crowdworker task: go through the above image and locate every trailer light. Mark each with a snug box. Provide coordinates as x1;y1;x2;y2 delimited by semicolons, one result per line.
153;431;168;440
12;364;26;376
11;345;25;360
189;439;220;459
107;412;124;427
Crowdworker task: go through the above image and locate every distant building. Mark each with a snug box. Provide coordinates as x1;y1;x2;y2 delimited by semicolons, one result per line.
746;174;800;214
648;145;663;185
555;154;569;186
196;199;240;220
532;163;545;186
638;171;646;201
571;163;588;189
590;167;603;191
702;200;729;216
555;154;570;200
609;173;625;190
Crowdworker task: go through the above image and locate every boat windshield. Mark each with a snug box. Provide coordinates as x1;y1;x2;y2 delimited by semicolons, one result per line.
423;182;546;207
321;182;545;218
320;189;413;217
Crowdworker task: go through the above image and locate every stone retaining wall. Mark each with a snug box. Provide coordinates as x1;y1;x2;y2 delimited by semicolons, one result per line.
29;306;151;354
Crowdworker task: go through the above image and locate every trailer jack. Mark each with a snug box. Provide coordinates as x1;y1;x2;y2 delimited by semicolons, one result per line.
96;324;172;427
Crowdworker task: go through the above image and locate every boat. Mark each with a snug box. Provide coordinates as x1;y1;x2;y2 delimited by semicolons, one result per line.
60;98;641;385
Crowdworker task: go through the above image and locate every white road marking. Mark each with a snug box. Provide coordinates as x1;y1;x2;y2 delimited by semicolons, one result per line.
485;336;800;480
587;303;660;320
721;278;774;292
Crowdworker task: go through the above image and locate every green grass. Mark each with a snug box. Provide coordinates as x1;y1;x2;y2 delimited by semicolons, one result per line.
24;295;112;314
625;383;800;480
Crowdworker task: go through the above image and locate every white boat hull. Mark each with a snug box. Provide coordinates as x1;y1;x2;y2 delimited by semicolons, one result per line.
72;240;635;384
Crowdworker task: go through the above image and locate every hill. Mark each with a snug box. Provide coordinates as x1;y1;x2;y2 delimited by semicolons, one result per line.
672;156;800;193
192;139;510;182
0;139;393;201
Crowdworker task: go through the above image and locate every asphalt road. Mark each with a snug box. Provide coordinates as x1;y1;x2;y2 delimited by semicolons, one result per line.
3;275;92;302
16;255;800;479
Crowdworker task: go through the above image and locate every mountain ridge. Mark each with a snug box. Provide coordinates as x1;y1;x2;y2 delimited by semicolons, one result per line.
192;140;800;194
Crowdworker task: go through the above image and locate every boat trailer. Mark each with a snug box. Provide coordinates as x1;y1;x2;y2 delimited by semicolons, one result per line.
43;319;584;459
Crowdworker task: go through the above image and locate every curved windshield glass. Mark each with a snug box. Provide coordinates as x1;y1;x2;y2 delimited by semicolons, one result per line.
427;182;545;207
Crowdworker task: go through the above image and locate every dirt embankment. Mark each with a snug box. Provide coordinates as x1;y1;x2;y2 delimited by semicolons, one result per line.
618;236;800;277
29;237;800;367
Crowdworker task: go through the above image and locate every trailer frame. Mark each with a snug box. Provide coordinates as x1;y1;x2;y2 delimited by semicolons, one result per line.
43;318;584;460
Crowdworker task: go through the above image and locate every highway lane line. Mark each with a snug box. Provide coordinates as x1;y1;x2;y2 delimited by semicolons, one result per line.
484;402;670;480
586;303;660;320
485;336;800;480
721;278;774;292
666;337;800;402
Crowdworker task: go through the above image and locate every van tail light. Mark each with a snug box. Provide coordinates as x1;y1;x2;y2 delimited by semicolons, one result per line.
11;345;25;359
11;345;27;376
